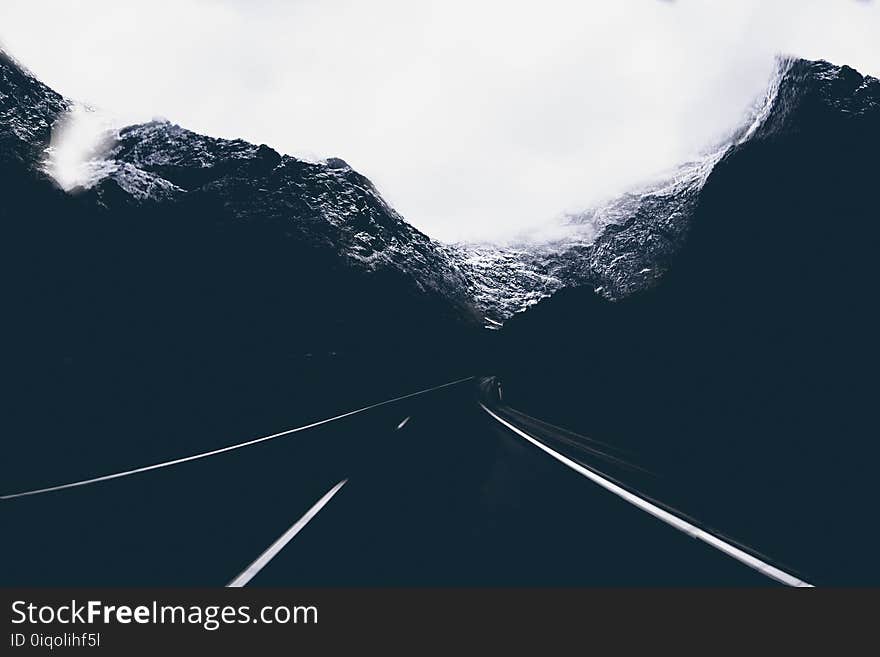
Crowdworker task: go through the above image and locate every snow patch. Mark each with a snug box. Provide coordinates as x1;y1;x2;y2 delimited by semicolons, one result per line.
44;103;117;191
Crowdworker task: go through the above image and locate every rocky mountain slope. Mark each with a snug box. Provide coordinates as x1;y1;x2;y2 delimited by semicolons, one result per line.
5;48;831;328
452;58;807;321
9;47;872;335
498;57;880;584
0;50;68;169
88;119;480;324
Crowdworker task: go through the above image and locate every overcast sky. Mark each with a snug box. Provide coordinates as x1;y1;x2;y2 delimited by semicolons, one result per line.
1;1;878;241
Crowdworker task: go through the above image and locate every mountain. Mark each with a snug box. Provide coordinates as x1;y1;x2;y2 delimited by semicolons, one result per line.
498;57;880;584
2;48;490;487
0;49;68;170
2;48;482;325
452;59;804;321
1;46;787;332
85;119;481;323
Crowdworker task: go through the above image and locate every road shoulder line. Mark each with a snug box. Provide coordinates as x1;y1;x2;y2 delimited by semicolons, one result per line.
480;403;813;588
2;376;473;500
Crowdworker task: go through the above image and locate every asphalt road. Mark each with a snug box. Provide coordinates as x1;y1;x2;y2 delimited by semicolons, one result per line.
0;377;807;586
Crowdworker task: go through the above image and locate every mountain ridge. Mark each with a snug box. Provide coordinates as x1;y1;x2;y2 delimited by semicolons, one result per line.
7;49;872;326
497;54;880;585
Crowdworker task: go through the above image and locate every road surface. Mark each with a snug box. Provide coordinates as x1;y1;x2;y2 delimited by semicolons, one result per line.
0;377;810;586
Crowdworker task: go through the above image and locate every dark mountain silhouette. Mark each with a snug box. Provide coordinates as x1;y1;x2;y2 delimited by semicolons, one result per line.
499;58;880;584
2;49;487;488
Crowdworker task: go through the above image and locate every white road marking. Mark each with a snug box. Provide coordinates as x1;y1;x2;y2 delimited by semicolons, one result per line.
227;479;348;587
480;403;813;588
396;416;410;430
1;376;474;500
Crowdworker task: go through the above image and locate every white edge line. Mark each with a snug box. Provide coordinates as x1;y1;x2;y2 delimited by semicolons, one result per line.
227;479;348;587
480;403;813;588
1;376;474;500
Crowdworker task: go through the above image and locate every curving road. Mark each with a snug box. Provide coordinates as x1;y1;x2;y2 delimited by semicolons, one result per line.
0;376;811;586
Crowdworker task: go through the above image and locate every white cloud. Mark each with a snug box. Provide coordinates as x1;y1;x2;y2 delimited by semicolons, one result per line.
1;0;878;241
